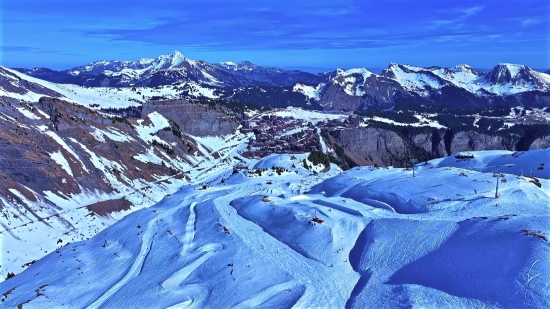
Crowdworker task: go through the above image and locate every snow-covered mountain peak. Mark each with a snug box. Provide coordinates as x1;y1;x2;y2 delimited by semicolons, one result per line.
336;67;372;76
332;68;374;96
237;61;258;71
218;61;238;70
157;50;187;68
451;64;477;73
492;63;527;79
217;60;266;72
480;63;550;94
386;63;423;72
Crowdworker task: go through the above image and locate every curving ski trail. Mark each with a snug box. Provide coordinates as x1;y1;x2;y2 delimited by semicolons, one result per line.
181;202;198;253
87;219;159;309
163;243;223;290
88;207;180;309
232;282;303;309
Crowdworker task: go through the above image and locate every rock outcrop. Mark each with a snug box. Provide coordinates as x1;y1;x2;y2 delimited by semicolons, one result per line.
142;99;239;137
329;127;550;167
0;96;243;280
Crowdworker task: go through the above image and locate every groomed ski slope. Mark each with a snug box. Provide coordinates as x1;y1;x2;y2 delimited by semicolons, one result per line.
1;150;549;308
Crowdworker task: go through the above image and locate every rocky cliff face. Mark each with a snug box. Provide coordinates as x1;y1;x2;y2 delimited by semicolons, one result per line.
530;135;550;149
317;69;415;111
0;95;245;280
449;131;514;154
329;127;549;167
141;99;239;137
331;128;411;166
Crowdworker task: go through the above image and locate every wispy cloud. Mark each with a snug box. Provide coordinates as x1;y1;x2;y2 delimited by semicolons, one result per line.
428;5;485;30
456;6;485;18
2;0;548;68
521;18;541;27
0;46;42;52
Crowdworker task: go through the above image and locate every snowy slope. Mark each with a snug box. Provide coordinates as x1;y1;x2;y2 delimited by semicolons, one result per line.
431;150;549;179
258;107;349;124
382;63;550;96
0;89;254;281
292;83;325;100
333;68;374;96
2;150;549;308
0;67;222;108
1;67;143;108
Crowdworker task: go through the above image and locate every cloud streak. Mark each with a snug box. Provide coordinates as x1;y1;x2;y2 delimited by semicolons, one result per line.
1;0;548;69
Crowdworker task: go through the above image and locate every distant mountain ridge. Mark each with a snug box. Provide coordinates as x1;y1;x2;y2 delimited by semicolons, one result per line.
11;51;550;110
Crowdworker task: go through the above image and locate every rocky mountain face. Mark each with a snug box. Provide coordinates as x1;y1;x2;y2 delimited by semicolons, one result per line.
13;52;550;111
327;127;550;168
0;72;246;279
316;68;415;111
141;99;239;137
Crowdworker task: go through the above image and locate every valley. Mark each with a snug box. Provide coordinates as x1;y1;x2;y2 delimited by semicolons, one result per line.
0;52;549;308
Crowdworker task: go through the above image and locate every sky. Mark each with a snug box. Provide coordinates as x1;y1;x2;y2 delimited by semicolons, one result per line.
1;0;549;71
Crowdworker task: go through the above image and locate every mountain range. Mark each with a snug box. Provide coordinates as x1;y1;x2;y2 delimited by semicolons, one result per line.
13;51;550;111
1;50;550;308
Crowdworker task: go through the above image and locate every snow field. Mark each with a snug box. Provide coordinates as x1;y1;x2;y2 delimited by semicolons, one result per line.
1;150;548;308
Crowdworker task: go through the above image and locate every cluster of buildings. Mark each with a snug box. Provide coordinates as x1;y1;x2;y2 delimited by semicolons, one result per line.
238;112;362;158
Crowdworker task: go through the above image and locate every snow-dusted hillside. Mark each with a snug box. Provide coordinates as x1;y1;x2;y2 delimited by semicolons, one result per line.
381;62;550;96
2;150;548;308
333;68;375;96
0;77;249;280
0;66;222;108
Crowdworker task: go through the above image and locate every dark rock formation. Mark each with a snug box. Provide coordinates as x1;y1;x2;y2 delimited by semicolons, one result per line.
328;127;550;168
142;99;240;137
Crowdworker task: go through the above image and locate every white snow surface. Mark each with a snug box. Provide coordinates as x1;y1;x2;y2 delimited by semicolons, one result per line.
334;68;374;96
0;67;221;108
49;151;74;177
262;107;348;124
292;83;325;100
2;150;549;308
1;67;144;108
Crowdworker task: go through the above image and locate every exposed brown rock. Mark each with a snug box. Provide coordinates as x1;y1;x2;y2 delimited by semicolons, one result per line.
87;199;132;217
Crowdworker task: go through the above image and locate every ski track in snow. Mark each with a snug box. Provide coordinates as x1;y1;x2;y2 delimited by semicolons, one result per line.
162;197;223;301
2;150;549;308
209;187;342;308
232;281;303;309
181;201;199;253
87;207;178;309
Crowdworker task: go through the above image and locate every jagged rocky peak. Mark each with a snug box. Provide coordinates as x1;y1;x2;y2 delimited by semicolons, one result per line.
218;61;238;69
486;63;529;83
236;61;258;70
446;64;482;76
217;60;258;71
380;62;410;78
156;50;187;68
338;67;372;75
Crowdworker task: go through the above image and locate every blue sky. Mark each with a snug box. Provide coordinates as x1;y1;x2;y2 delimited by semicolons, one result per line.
1;0;548;70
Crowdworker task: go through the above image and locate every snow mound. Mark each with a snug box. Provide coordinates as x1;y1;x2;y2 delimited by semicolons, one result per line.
431;150;549;179
1;151;549;308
